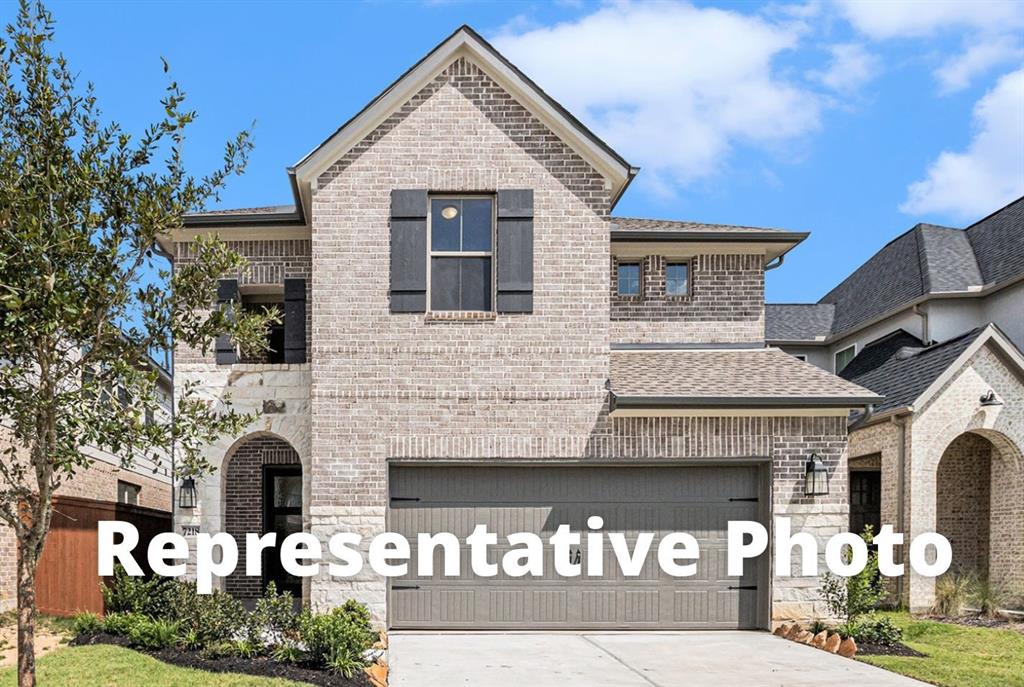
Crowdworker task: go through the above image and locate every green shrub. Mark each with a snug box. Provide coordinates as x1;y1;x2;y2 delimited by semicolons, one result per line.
820;525;886;625
101;565;177;618
201;641;238;660
102;612;148;637
272;642;304;664
297;601;375;670
247;582;299;648
853;616;903;646
232;638;261;659
164;582;247;648
933;573;973;617
178;628;202;651
327;651;365;678
128;618;180;650
972;577;1010;618
70;611;103;635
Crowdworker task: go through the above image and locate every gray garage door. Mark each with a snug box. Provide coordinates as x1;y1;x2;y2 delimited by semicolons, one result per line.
388;465;767;630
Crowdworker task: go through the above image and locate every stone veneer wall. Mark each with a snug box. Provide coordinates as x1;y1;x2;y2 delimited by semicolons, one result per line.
609;254;765;344
224;435;301;598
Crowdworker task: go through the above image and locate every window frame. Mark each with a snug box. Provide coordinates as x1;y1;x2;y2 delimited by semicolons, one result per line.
834;344;857;373
616;260;643;297
117;480;140;506
664;259;691;298
426;194;496;313
791;354;808;362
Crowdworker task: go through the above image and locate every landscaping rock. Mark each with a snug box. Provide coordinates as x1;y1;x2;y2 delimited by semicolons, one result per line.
773;623;791;637
824;633;841;653
811;631;828;649
838;637;858;658
366;661;388;687
796;630;814;644
785;624;804;640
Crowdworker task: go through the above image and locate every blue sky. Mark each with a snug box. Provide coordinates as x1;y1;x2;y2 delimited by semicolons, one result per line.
26;0;1024;302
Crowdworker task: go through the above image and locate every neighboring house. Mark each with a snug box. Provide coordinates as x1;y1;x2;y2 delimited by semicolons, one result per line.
0;359;174;612
169;26;881;630
768;198;1024;612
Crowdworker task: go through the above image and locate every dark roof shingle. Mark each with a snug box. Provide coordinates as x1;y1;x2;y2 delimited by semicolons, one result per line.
765;304;835;341
966;196;1024;285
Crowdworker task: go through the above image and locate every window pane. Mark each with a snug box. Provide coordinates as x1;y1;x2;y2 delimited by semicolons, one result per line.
431;199;461;251
666;263;688;295
618;263;640;295
273;475;302;508
460;257;492;311
461;199;493;252
431;257;461;310
835;346;856;373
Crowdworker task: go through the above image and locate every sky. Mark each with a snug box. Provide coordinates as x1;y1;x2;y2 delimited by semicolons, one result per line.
20;0;1024;302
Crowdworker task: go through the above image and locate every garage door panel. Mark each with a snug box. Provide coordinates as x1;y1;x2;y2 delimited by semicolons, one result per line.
389;465;766;630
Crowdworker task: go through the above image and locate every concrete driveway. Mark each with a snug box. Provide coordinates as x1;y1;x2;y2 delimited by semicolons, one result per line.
389;631;929;687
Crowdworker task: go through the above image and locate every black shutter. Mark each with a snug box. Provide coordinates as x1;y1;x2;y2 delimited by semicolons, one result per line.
390;189;428;313
215;278;239;365
496;189;534;313
283;278;306;364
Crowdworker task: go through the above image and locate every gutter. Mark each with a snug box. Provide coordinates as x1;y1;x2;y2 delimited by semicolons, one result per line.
611;394;884;410
610;230;810;244
182;172;307;228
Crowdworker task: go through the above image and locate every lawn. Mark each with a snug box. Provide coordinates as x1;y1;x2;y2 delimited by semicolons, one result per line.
859;612;1024;687
0;644;312;687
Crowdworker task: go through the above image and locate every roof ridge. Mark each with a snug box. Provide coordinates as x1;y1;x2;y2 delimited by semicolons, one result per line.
965;194;1024;231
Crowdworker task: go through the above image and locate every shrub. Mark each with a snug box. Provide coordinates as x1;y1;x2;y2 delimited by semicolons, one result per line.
820;525;886;625
165;582;247;648
128;618;180;650
233;638;261;659
972;577;1010;618
201;641;239;660
272;642;304;664
248;582;299;648
933;574;973;617
71;611;103;636
102;566;171;617
178;629;202;651
297;601;375;670
102;612;148;637
853;616;903;646
327;651;365;678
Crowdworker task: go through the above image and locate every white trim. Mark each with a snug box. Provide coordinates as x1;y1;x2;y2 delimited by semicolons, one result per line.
913;324;1024;411
609;408;852;418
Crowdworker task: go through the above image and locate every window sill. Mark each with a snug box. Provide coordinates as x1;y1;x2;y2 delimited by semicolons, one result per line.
424;311;497;323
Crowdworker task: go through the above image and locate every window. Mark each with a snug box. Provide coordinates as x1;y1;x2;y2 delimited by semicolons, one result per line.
241;296;285;364
834;344;857;373
792;354;808;362
665;262;689;296
117;480;140;506
430;197;493;311
617;262;641;296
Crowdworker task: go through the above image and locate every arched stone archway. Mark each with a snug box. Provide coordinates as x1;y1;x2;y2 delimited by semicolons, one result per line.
223;433;302;599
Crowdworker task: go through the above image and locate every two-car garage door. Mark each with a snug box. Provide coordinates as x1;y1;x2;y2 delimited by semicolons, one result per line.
388;464;768;630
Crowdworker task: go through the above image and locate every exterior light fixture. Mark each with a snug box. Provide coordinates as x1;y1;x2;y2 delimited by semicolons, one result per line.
804;453;830;497
980;390;1003;407
178;476;197;509
441;205;459;220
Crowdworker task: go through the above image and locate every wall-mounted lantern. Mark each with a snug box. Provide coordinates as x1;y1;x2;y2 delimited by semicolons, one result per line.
178;476;197;509
980;390;1003;407
804;453;830;497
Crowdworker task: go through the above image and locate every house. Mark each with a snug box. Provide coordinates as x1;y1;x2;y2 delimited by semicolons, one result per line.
0;359;174;613
767;198;1024;612
169;26;883;630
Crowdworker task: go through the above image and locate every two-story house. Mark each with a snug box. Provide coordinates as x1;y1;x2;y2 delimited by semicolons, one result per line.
768;198;1024;612
170;26;883;630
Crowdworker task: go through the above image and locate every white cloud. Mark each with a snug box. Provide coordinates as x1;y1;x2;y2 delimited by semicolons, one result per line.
836;0;1024;40
935;35;1024;94
901;68;1024;219
491;2;821;193
808;43;881;92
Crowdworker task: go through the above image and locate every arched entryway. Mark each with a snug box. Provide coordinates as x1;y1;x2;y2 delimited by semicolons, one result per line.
223;433;303;599
935;430;1023;591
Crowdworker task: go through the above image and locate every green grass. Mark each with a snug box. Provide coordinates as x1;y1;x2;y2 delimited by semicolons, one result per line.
0;644;313;687
859;612;1024;687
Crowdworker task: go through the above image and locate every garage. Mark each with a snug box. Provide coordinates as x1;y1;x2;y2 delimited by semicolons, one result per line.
387;464;769;630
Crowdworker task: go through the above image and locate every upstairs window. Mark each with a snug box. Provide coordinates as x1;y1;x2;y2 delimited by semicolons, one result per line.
666;262;689;296
617;262;641;296
117;480;140;506
834;344;857;373
429;197;493;311
241;295;285;364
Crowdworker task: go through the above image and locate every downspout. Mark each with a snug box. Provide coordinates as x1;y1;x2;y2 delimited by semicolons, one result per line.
764;254;784;271
848;403;874;431
913;304;929;344
893;414;908;606
151;240;176;516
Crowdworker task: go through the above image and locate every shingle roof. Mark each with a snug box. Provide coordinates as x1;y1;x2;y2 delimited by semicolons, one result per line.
839;327;985;414
765;304;835;342
185;204;297;217
611;217;794;235
966;196;1024;285
609;348;882;407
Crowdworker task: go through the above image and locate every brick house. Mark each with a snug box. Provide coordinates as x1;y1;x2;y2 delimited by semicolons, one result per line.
170;26;884;630
768;198;1024;612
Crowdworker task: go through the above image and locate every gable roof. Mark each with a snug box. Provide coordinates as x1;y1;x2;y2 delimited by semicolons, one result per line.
839;323;1024;416
609;347;882;412
289;25;636;217
766;196;1023;343
611;217;808;242
764;304;835;342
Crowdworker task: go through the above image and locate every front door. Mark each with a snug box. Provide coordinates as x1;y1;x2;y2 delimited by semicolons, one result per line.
849;470;881;537
262;466;303;597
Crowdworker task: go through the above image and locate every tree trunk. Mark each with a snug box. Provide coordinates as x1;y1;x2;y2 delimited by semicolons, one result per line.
16;543;37;687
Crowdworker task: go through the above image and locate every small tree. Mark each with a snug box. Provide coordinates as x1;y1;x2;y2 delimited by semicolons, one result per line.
820;525;887;627
0;2;275;685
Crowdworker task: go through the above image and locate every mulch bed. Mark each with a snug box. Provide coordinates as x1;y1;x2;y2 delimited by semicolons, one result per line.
856;641;926;657
70;632;373;687
929;614;1024;633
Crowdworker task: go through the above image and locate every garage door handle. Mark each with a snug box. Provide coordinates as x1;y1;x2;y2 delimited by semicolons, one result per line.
390;496;420;502
728;497;759;502
728;585;758;590
392;585;421;590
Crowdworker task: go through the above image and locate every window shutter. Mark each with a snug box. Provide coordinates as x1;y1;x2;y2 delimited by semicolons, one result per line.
283;278;306;364
390;189;428;312
215;278;239;365
496;189;534;313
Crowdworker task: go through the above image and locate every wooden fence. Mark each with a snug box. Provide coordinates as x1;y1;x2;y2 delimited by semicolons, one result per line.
36;496;171;616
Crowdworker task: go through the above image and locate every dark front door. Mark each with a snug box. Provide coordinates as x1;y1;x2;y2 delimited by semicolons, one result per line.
849;470;881;537
263;466;303;597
